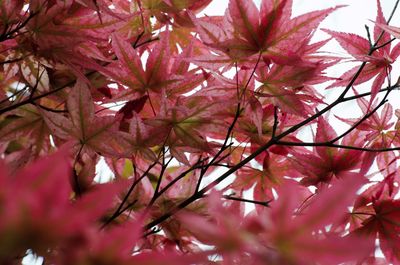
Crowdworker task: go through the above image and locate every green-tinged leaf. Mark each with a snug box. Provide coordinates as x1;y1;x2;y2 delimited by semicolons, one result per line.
228;0;260;47
111;33;146;85
67;79;95;141
41;109;75;139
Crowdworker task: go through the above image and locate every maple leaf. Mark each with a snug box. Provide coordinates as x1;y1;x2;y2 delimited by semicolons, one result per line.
194;0;339;65
55;215;143;265
42;79;133;158
17;1;114;80
118;95;148;130
107;32;205;102
0;104;49;155
0;146;123;261
75;0;125;21
324;0;400;103
237;98;273;141
178;191;265;264
144;95;225;164
336;96;398;180
254;38;336;116
289;117;367;186
376;23;400;41
352;199;400;264
142;0;211;26
125;114;159;161
265;176;371;264
0;0;24;37
230;151;293;213
255;65;323;117
336;97;394;144
0;147;71;259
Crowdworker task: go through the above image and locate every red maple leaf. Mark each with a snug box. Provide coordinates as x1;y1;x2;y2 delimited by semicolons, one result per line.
324;0;400;104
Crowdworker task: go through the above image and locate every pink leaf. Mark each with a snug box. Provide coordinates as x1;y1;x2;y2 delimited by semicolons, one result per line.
228;0;260;46
67;79;95;139
111;33;146;85
297;172;367;231
323;29;370;56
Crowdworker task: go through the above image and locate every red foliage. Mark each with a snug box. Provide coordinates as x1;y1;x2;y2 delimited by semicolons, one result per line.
1;0;400;264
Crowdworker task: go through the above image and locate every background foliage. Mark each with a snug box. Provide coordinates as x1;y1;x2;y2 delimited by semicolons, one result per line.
1;0;400;264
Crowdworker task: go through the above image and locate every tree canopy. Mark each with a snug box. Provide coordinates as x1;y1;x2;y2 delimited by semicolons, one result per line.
1;0;400;264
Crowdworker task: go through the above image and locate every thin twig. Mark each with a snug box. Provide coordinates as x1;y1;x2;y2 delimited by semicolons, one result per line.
72;144;85;197
272;106;279;138
275;140;400;152
101;160;159;228
223;195;272;207
330;85;393;143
